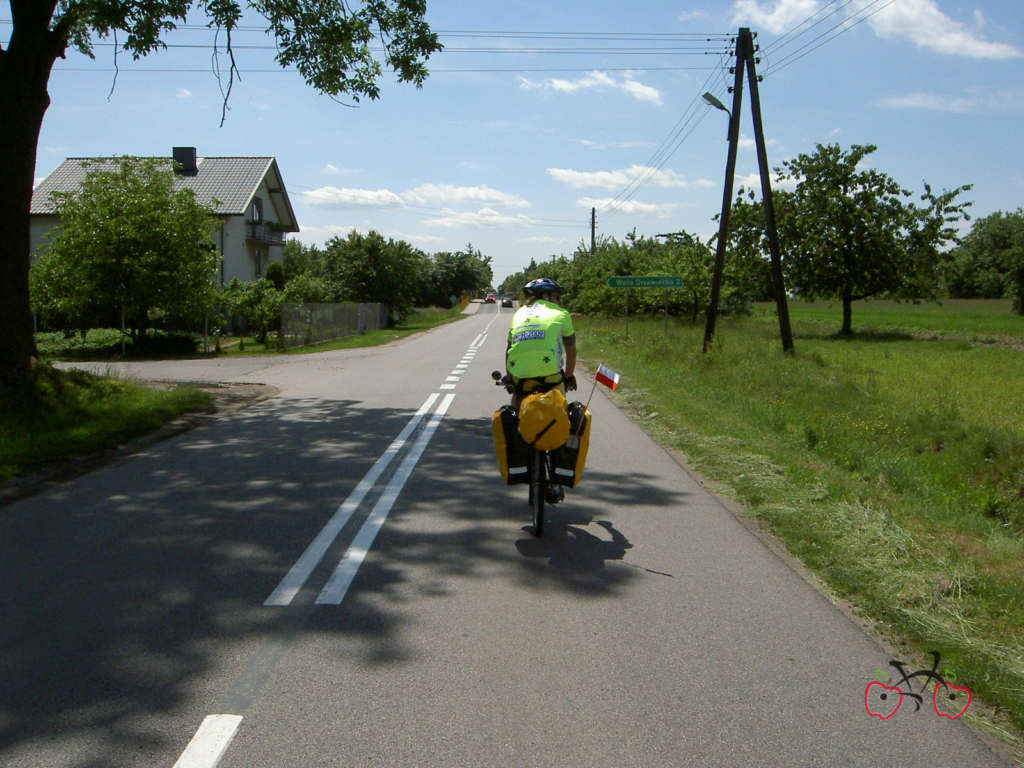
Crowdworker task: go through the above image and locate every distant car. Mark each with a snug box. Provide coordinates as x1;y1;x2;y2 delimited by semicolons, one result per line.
501;297;514;308
485;293;496;303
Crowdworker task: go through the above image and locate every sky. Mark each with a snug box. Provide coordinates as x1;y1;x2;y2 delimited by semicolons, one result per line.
15;0;1024;288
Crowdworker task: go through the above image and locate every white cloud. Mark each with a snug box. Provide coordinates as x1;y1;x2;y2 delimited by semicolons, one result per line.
826;127;841;138
731;0;819;35
678;10;711;22
403;183;531;208
573;138;655;151
303;186;404;208
874;88;1021;113
620;79;663;104
298;224;359;237
736;172;798;191
249;100;271;111
390;232;449;246
866;0;1021;59
33;177;45;189
732;0;1022;59
518;70;663;105
875;92;973;113
738;133;781;150
521;235;570;245
302;182;531;211
548;165;714;191
578;197;676;217
321;163;353;175
175;88;192;100
424;208;536;229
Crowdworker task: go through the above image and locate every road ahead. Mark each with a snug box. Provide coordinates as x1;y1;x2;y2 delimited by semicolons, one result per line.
0;304;1010;767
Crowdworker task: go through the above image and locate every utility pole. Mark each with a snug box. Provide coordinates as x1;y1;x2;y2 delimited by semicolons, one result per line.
745;35;794;353
702;27;794;354
703;31;745;353
590;207;596;255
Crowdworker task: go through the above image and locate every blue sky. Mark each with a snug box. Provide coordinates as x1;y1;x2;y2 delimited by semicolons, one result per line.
18;0;1024;287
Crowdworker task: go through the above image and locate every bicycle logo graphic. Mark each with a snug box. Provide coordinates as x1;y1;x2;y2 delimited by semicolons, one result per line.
864;651;971;720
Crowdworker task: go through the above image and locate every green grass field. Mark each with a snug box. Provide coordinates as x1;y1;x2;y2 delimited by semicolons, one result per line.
577;299;1024;752
0;368;211;482
774;298;1023;340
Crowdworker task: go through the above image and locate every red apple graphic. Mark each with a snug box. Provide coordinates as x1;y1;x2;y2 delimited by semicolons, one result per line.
933;683;972;719
865;681;903;719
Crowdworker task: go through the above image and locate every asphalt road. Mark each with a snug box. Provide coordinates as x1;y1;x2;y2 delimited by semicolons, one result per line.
0;304;1011;767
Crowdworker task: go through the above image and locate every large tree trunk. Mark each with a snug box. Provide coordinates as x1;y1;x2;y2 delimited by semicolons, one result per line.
841;288;853;335
0;3;63;395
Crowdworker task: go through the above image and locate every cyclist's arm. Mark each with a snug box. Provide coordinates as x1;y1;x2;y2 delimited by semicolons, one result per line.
563;333;576;378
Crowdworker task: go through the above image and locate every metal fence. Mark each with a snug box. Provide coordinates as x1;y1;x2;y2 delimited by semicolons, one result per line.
280;302;388;349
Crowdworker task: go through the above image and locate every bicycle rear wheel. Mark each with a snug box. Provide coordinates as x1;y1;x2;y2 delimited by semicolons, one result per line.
529;449;545;536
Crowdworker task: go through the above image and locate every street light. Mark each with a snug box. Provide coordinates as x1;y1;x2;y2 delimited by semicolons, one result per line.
702;91;730;115
702;92;732;140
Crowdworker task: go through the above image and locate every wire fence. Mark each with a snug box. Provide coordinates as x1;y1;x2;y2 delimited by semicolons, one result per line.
280;302;388;349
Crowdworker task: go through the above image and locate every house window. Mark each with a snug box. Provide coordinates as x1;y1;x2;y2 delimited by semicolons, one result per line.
251;245;267;277
251;197;263;224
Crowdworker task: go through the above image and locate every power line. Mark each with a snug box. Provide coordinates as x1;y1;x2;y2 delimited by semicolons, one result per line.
764;0;898;77
597;46;731;215
760;0;847;55
52;64;727;74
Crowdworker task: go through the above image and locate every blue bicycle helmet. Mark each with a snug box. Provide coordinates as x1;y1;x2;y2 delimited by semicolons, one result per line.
523;277;564;298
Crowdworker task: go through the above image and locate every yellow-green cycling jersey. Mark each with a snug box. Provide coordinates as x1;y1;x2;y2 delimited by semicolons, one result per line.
506;299;575;379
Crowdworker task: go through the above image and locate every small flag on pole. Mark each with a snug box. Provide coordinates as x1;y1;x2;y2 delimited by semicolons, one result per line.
595;363;620;391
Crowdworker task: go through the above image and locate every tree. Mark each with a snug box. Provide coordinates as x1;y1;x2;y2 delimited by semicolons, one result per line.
322;230;424;319
222;278;283;345
281;239;324;283
945;209;1024;313
30;157;220;341
421;244;493;306
775;143;971;334
1;1;441;395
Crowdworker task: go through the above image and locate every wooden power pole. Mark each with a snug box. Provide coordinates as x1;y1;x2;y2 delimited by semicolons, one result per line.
703;27;794;354
590;207;596;255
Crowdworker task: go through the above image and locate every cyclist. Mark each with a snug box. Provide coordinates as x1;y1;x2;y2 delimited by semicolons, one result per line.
505;277;578;409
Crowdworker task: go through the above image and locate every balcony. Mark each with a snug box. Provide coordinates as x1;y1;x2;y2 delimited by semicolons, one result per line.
246;222;286;246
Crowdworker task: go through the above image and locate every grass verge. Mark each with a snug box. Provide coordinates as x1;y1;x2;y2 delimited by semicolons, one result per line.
15;306;467;482
0;367;211;483
577;305;1024;756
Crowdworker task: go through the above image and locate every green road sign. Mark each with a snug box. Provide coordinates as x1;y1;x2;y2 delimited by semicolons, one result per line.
606;275;683;288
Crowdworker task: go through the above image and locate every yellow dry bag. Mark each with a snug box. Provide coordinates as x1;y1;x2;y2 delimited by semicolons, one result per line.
517;387;570;451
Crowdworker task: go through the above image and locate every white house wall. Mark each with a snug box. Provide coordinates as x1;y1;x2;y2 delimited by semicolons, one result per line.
30;217;59;259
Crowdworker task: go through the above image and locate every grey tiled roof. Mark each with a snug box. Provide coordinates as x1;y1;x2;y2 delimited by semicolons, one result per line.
31;156;297;229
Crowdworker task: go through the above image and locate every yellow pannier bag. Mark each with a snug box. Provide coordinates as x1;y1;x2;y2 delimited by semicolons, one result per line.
492;405;530;484
552;401;591;487
517;386;570;451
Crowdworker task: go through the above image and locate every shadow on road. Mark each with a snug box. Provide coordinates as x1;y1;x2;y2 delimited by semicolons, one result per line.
0;394;688;765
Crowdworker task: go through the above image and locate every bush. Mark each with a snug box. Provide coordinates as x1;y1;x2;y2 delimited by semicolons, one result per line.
34;328;198;359
134;331;198;355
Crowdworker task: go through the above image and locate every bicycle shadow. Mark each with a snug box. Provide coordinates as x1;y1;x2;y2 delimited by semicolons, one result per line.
512;516;660;594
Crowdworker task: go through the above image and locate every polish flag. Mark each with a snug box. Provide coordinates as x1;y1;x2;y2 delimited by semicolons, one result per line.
595;363;620;390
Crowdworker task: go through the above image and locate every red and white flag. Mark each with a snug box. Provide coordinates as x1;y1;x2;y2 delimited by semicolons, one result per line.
595;363;620;390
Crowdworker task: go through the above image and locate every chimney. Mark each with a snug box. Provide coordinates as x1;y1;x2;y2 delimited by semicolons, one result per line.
172;146;198;176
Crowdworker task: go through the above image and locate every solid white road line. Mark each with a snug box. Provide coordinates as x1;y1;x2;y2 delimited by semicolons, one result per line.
173;714;243;768
316;394;455;605
263;393;440;607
